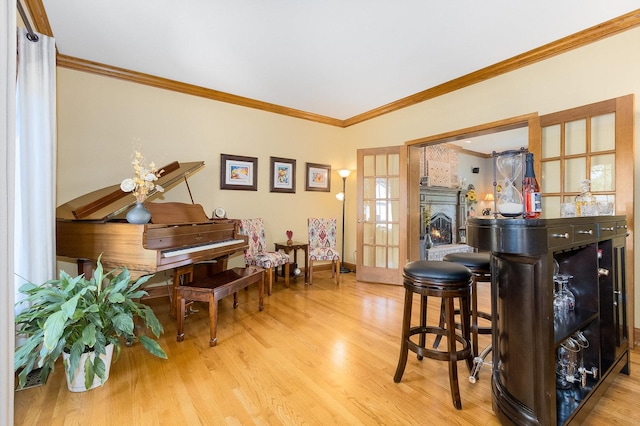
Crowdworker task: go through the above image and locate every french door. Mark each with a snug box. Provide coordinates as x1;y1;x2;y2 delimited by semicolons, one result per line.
356;146;406;285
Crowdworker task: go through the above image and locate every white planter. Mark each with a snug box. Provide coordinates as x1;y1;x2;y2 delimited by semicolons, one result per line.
62;344;114;392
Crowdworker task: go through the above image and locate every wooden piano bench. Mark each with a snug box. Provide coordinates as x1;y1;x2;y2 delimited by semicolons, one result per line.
175;266;265;347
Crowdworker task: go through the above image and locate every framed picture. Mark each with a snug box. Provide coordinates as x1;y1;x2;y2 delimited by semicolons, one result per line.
305;162;331;192
270;157;296;193
220;154;258;191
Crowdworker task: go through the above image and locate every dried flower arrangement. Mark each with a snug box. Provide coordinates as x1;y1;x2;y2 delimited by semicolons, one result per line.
120;151;165;203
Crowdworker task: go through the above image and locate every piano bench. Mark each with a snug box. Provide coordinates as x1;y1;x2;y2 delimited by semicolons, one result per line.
175;266;265;347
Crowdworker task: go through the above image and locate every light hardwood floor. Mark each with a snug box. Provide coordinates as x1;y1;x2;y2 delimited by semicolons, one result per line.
14;271;640;425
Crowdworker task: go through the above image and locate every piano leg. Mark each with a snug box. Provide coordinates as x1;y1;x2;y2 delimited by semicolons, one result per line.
177;293;185;343
77;258;94;278
209;292;218;347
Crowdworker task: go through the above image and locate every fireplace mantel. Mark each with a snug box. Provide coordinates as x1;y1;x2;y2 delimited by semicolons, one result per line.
420;186;466;204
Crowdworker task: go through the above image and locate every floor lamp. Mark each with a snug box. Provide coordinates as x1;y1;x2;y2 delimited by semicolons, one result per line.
336;169;352;273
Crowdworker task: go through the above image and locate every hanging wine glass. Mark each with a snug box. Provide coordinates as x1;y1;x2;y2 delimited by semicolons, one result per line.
559;274;575;312
553;277;567;320
554;274;574;320
495;150;524;217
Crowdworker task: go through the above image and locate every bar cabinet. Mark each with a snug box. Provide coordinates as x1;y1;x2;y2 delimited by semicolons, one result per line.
466;216;629;425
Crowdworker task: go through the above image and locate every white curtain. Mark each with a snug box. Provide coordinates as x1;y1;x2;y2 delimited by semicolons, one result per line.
2;2;16;423
14;28;57;307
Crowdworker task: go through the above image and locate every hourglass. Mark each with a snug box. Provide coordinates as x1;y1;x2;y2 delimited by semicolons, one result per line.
493;149;525;217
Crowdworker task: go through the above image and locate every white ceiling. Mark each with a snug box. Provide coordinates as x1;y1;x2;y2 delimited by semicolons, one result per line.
447;127;529;155
40;1;640;120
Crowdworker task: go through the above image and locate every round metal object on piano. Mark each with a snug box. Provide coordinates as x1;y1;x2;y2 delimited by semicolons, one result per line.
213;207;227;218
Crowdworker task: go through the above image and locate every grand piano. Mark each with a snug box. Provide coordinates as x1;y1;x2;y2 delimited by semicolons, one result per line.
56;161;249;281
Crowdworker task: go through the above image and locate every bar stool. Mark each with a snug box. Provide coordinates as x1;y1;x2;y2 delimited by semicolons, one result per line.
442;252;492;357
394;260;473;410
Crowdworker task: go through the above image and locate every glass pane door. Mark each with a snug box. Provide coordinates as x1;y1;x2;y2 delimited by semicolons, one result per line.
357;146;404;285
539;104;623;217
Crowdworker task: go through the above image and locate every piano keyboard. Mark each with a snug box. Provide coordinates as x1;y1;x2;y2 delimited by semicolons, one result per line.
162;239;246;258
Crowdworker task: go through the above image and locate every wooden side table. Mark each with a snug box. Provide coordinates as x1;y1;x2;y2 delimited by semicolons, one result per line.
274;241;309;283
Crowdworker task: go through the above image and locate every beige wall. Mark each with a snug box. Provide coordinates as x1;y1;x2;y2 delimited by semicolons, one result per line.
57;26;640;323
345;27;640;326
57;69;350;275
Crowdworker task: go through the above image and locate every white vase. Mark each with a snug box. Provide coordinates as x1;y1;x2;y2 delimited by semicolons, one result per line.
62;344;114;392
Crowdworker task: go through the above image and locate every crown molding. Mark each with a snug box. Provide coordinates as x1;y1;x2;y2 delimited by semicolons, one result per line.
23;0;52;36
36;5;640;128
55;54;345;127
344;9;640;127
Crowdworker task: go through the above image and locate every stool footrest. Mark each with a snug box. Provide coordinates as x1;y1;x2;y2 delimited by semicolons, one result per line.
407;326;471;362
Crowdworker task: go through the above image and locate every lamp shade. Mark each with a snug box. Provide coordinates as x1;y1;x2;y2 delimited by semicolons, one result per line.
338;169;352;178
484;193;495;201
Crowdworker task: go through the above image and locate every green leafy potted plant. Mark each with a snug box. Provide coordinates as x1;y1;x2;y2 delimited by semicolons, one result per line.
14;258;167;392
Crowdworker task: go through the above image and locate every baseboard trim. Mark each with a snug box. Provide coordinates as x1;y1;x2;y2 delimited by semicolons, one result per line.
310;262;356;273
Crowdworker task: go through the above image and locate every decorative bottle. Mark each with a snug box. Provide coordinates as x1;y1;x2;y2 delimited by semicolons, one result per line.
574;180;596;216
523;153;542;218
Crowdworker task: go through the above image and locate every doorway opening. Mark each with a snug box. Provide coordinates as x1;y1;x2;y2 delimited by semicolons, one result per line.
405;114;539;262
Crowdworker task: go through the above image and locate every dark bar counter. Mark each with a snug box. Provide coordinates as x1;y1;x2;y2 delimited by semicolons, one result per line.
466;216;629;425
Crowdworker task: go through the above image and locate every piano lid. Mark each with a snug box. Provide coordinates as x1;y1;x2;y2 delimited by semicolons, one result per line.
56;161;205;222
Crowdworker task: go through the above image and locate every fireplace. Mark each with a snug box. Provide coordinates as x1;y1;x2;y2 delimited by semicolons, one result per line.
420;186;473;260
420;186;466;243
429;212;453;245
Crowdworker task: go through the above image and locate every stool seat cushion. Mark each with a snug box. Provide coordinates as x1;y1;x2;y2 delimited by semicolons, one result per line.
443;252;490;271
404;260;471;283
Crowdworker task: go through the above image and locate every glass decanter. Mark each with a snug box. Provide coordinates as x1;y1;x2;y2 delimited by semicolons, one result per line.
556;336;580;389
575;179;596;217
495;150;524;217
573;331;597;387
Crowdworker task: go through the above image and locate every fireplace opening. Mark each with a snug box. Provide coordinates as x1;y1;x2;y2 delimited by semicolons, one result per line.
429;212;453;246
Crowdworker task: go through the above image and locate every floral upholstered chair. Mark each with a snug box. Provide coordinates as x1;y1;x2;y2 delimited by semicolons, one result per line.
239;218;290;295
307;218;340;285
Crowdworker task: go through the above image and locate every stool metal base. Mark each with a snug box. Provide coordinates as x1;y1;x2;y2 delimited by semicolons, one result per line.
469;344;493;383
